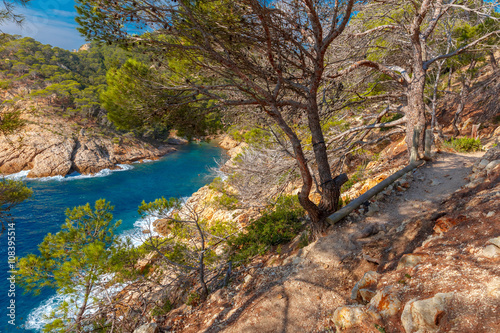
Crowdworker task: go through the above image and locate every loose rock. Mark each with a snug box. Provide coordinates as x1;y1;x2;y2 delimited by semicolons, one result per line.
133;323;158;333
401;293;454;333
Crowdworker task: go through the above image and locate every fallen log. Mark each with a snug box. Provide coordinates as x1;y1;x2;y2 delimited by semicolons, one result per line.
327;160;425;225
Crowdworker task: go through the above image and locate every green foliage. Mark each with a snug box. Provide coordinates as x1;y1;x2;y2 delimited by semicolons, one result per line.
17;199;124;332
213;193;239;210
102;58;222;139
138;196;237;273
150;299;173;317
444;137;482;152
0;34;143;122
0;108;25;135
0;1;30;25
228;195;305;263
341;167;364;192
186;292;202;306
298;231;309;249
338;196;351;208
0;178;32;229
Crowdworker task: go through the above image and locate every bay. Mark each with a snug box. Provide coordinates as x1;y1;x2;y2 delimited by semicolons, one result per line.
0;142;225;332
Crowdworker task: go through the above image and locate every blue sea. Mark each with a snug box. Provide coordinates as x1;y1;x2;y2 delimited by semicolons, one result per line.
0;142;225;332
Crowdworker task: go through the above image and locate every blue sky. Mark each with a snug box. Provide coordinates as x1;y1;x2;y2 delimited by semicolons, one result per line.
0;0;86;50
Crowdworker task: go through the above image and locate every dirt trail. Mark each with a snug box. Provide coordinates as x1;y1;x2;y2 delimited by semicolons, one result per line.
175;152;488;333
365;151;484;226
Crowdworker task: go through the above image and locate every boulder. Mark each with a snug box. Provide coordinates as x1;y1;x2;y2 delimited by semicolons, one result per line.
28;139;76;178
401;293;454;333
486;160;500;173
351;271;380;302
219;135;239;150
167;136;188;145
133;323;158;333
71;138;115;174
397;253;428;269
332;305;381;330
480;245;500;258
369;285;401;317
488;236;500;248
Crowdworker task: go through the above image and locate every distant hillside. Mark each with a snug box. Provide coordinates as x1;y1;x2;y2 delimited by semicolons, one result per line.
0;34;142;126
0;35;180;177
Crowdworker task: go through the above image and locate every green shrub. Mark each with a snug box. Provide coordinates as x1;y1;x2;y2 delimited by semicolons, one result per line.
444;137;482;152
150;299;173;317
341;167;364;192
213;193;239;210
186;292;202;306
228;195;305;263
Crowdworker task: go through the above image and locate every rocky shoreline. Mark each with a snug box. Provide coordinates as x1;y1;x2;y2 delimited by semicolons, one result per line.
0;117;180;178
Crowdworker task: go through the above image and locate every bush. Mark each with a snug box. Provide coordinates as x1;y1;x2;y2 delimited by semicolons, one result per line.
213;193;239;210
228;195;305;263
444;137;482;152
341;166;364;192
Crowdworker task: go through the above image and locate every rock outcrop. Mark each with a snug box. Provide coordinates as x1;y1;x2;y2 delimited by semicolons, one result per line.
0;114;176;178
329;146;500;332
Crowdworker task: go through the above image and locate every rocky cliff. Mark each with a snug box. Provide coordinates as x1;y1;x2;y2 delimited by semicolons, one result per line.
0;105;177;178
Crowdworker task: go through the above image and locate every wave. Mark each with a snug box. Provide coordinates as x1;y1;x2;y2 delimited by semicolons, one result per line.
133;159;155;164
120;196;190;247
3;170;30;180
3;164;135;182
25;274;131;331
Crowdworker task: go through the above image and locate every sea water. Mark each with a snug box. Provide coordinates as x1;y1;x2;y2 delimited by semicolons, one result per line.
0;142;226;332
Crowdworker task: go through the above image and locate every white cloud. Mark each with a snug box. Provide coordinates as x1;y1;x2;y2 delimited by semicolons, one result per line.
0;7;86;50
52;9;77;18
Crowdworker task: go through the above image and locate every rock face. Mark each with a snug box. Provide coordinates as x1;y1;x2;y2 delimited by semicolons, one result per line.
0;118;175;178
28;138;76;178
133;323;158;333
401;293;454;333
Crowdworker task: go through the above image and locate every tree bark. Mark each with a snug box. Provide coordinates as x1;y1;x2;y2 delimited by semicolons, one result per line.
405;71;427;158
489;51;498;71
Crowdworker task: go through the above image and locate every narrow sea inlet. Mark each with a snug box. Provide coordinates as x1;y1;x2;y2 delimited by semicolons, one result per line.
0;142;225;332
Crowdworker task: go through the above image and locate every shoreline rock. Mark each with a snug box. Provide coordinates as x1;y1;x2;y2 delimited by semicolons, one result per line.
0;126;177;179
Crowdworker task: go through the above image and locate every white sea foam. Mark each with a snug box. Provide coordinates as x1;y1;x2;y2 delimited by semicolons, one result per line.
25;274;131;331
3;164;135;182
120;196;190;247
3;170;30;180
133;159;154;164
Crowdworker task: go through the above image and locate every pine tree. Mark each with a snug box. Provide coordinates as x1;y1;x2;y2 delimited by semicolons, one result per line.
17;199;125;332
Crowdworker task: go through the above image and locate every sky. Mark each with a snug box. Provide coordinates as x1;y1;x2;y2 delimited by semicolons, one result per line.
0;0;86;50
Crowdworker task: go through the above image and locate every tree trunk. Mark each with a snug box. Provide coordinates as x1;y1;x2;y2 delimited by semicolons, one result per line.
489;51;498;71
306;99;348;236
405;71;427;159
266;106;323;235
453;79;470;137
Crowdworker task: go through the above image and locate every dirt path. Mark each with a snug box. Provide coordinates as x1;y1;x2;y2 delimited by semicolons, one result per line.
365;151;484;227
176;152;487;333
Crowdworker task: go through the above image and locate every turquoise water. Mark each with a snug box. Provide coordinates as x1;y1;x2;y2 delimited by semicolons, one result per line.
0;142;225;332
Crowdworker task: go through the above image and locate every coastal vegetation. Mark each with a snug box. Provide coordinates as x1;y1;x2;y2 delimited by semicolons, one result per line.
5;0;500;332
74;0;500;235
17;199;125;332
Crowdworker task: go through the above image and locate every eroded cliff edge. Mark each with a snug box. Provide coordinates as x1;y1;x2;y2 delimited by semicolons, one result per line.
0;110;178;178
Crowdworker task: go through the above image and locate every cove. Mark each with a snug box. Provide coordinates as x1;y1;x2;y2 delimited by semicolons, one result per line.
0;142;226;332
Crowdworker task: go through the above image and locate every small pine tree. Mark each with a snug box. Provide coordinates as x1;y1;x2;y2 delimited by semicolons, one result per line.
17;199;125;332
